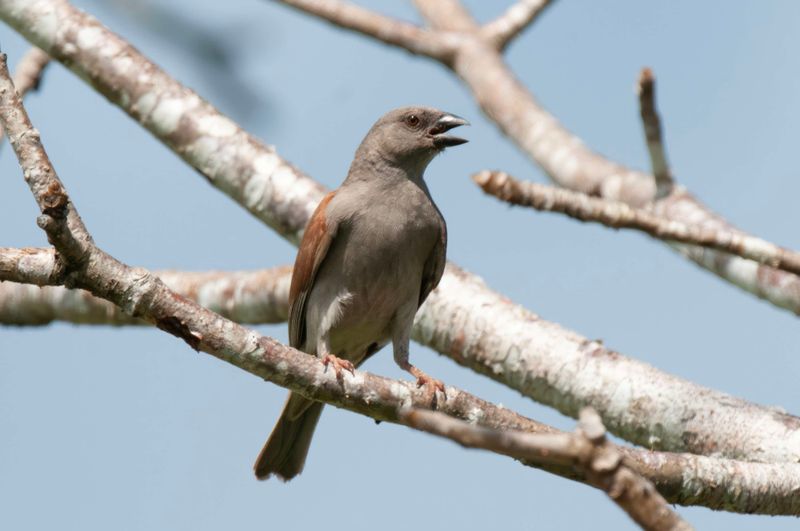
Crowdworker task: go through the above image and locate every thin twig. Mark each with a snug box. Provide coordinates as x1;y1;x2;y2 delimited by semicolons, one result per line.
11;47;50;94
638;68;673;198
404;408;693;531
480;0;554;51
0;46;50;147
474;170;800;276
276;0;459;62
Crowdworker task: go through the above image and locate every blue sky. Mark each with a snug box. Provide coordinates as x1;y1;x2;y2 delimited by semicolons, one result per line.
2;1;799;529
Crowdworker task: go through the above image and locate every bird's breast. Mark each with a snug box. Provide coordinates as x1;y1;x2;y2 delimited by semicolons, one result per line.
343;188;440;273
307;183;443;354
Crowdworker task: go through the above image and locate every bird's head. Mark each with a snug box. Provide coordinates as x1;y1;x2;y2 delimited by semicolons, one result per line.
355;106;469;173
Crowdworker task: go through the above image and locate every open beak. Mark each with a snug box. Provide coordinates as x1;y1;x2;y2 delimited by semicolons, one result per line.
430;113;469;148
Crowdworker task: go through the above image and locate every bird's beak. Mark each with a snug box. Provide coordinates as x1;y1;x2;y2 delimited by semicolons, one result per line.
430;113;469;148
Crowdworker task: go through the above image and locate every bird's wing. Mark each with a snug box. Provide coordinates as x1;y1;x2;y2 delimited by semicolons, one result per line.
288;191;338;349
419;214;447;308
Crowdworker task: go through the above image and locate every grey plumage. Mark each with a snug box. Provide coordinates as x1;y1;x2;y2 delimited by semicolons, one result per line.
254;106;467;481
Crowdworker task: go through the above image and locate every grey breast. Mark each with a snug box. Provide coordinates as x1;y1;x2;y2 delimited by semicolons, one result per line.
308;177;442;357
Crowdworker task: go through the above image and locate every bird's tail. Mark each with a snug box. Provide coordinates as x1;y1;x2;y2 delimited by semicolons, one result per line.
253;392;323;481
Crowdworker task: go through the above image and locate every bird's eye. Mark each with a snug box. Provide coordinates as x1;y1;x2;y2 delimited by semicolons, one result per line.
405;114;420;128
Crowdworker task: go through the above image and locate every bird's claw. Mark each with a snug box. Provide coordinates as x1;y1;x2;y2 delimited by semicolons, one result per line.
414;372;447;407
322;354;355;382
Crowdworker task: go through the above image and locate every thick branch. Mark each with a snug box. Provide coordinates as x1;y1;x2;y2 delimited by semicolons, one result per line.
638;68;673;198
480;0;554;51
6;58;799;515
276;0;459;62
474;171;800;276
0;247;62;286
4;0;800;470
405;408;693;531
417;263;800;467
0;247;290;325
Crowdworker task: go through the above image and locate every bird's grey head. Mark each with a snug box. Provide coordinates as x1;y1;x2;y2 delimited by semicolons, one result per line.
352;106;469;177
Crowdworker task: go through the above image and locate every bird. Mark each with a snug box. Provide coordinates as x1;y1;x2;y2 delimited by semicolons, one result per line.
253;106;468;481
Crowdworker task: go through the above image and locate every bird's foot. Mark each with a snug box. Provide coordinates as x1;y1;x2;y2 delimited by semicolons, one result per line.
322;354;355;382
410;367;447;407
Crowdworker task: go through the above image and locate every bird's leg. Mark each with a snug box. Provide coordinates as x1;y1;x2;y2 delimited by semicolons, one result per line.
392;334;446;404
318;338;354;382
321;354;355;382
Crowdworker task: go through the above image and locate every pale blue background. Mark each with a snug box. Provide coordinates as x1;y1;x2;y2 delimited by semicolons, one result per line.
2;1;799;529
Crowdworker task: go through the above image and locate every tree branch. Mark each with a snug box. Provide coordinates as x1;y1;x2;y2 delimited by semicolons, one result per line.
418;263;800;467
637;67;673;198
0;247;290;325
0;46;49;147
473;171;800;276
413;0;478;32
405;408;693;531
3;0;800;469
275;0;459;63
480;0;554;52
11;46;50;94
5;54;799;515
0;246;62;286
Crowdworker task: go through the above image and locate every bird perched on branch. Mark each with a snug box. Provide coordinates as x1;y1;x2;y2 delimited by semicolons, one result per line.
254;106;468;481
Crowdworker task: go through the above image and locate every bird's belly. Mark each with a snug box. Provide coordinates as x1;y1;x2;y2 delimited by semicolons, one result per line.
329;262;422;355
305;191;441;359
308;243;427;358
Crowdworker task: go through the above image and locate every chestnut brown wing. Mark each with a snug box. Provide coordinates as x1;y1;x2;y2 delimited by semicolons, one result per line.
288;192;338;349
